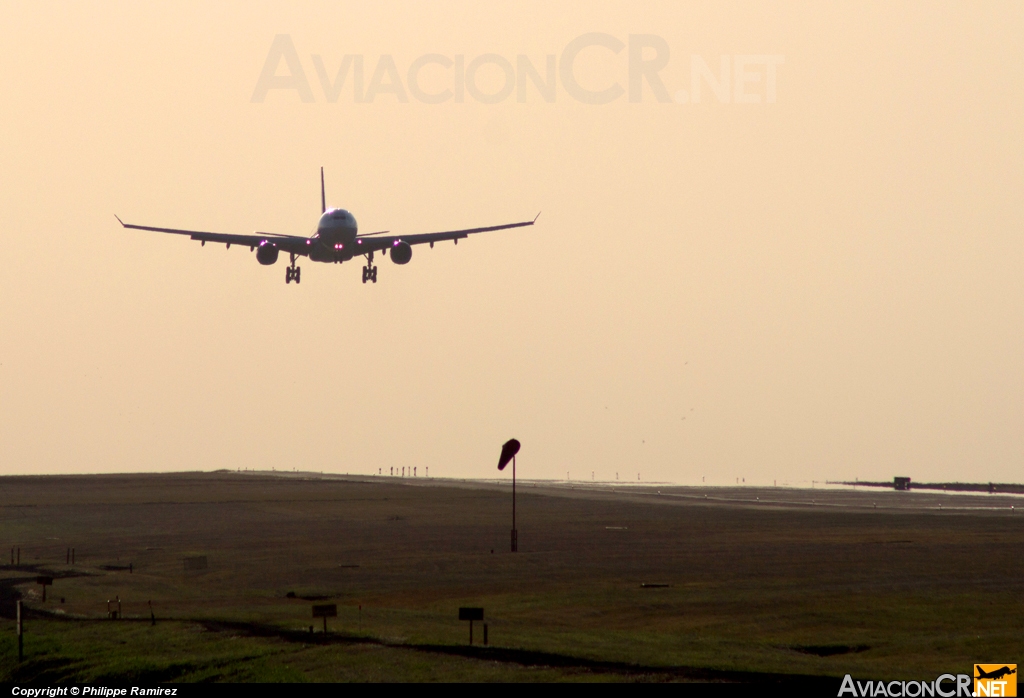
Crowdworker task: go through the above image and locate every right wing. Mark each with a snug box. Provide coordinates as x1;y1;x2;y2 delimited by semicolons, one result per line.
115;216;313;255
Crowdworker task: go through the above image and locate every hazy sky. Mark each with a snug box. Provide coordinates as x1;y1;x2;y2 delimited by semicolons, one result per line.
1;2;1021;485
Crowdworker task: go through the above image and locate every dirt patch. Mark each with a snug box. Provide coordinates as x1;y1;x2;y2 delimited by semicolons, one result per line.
792;645;871;657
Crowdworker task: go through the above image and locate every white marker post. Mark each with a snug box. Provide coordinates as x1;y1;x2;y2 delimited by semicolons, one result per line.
16;600;23;661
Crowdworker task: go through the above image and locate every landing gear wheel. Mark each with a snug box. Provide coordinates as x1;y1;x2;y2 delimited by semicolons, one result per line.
363;251;378;285
285;254;301;284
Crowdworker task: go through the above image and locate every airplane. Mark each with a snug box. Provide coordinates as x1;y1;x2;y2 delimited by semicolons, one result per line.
116;168;539;284
975;666;1016;681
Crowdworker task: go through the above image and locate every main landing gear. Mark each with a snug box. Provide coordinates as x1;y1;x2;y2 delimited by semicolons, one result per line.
285;254;301;284
362;251;378;284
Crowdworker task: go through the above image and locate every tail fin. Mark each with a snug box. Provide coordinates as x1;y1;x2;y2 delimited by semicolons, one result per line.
320;167;326;214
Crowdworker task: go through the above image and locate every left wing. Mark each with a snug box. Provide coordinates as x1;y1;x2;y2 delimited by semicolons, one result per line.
115;216;313;255
354;213;540;252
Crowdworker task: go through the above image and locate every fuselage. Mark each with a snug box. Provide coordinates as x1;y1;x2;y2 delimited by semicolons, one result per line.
309;207;361;262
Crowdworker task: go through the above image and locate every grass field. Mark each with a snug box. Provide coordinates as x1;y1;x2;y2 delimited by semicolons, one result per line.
1;472;1022;682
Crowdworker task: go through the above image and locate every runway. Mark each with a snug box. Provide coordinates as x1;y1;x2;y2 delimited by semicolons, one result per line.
301;472;1024;515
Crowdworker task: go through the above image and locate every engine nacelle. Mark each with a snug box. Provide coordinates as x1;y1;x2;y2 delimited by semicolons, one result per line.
256;241;279;265
390;241;412;265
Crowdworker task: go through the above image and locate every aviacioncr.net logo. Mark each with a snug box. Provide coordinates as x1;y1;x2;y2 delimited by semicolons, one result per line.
974;665;1017;697
839;674;972;697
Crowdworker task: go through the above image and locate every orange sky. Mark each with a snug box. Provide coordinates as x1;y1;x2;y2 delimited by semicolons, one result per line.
1;2;1021;485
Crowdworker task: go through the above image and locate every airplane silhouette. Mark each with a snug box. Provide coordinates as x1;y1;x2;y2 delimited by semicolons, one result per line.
117;168;538;284
976;666;1016;681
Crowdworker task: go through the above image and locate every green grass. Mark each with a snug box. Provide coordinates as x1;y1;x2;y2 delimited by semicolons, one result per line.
2;473;1022;682
0;619;623;682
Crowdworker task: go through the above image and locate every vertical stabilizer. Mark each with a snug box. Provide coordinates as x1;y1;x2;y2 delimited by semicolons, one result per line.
320;167;326;214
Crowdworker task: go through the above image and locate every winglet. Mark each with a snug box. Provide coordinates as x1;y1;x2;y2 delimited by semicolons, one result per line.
320;167;326;214
114;214;126;227
533;211;542;223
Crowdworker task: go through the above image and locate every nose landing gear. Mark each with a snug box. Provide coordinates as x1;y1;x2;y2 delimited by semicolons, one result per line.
285;253;301;284
362;251;378;284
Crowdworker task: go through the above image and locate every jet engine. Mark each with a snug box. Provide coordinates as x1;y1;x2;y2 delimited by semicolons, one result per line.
390;241;412;265
256;241;279;265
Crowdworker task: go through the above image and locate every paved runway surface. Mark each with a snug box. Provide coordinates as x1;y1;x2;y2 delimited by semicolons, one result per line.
305;472;1024;515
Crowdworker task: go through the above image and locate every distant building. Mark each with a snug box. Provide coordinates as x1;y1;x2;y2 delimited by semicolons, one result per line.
894;477;911;491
